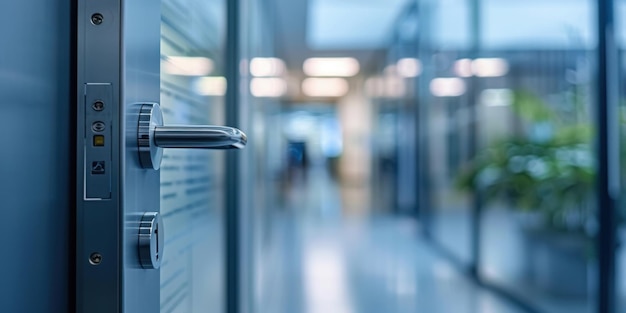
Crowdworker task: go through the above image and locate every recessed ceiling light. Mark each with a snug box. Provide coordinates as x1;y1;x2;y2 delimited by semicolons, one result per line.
472;58;509;77
454;59;473;78
303;58;360;77
430;78;466;97
396;58;422;78
250;58;286;77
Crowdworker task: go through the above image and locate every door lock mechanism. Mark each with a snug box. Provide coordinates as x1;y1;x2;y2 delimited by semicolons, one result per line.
138;212;163;269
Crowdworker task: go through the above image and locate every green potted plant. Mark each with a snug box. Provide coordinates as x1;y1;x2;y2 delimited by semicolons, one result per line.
457;90;595;296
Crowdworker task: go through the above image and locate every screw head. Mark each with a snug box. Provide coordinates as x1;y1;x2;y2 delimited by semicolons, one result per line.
91;13;104;25
89;252;103;265
92;100;105;111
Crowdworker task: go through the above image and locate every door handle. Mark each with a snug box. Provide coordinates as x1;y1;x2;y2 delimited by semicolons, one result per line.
154;125;246;149
138;103;247;170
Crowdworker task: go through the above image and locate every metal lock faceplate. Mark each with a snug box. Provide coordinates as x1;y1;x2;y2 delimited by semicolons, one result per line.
84;84;113;199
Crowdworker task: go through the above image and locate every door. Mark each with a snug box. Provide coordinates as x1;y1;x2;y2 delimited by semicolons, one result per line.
75;0;243;312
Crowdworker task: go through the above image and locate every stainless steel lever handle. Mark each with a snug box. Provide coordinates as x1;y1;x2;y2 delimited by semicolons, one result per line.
154;126;247;149
138;103;247;170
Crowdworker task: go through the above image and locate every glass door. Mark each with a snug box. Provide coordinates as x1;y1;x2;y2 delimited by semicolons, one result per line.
159;0;228;312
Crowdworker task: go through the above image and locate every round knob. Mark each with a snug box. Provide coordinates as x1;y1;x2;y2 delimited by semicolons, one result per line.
138;212;163;269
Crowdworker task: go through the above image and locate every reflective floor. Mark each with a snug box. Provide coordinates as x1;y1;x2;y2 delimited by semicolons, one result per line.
259;165;525;313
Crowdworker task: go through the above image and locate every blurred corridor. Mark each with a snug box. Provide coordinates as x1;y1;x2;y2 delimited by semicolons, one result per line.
258;165;524;313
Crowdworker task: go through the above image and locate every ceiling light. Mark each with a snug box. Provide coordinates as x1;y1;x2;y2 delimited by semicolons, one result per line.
396;58;422;77
430;78;466;97
250;78;287;98
250;58;286;77
303;58;360;77
454;59;473;77
472;58;509;77
162;56;214;76
194;76;227;96
302;78;349;97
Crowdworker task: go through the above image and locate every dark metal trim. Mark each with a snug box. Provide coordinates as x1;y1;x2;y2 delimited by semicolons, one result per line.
69;0;78;311
468;0;482;279
416;0;434;239
225;0;241;311
597;0;619;312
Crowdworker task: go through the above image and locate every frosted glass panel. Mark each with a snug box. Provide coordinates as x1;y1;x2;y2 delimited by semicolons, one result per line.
159;0;226;312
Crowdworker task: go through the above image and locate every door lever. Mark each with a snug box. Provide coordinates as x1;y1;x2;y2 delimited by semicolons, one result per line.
154;125;246;149
138;103;246;170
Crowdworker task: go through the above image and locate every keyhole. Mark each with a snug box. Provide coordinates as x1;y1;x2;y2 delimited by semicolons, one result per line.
155;225;159;260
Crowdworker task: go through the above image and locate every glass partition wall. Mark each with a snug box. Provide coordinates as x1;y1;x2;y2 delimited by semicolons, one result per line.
476;2;596;312
415;0;476;267
406;0;622;312
369;7;420;217
238;0;281;311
